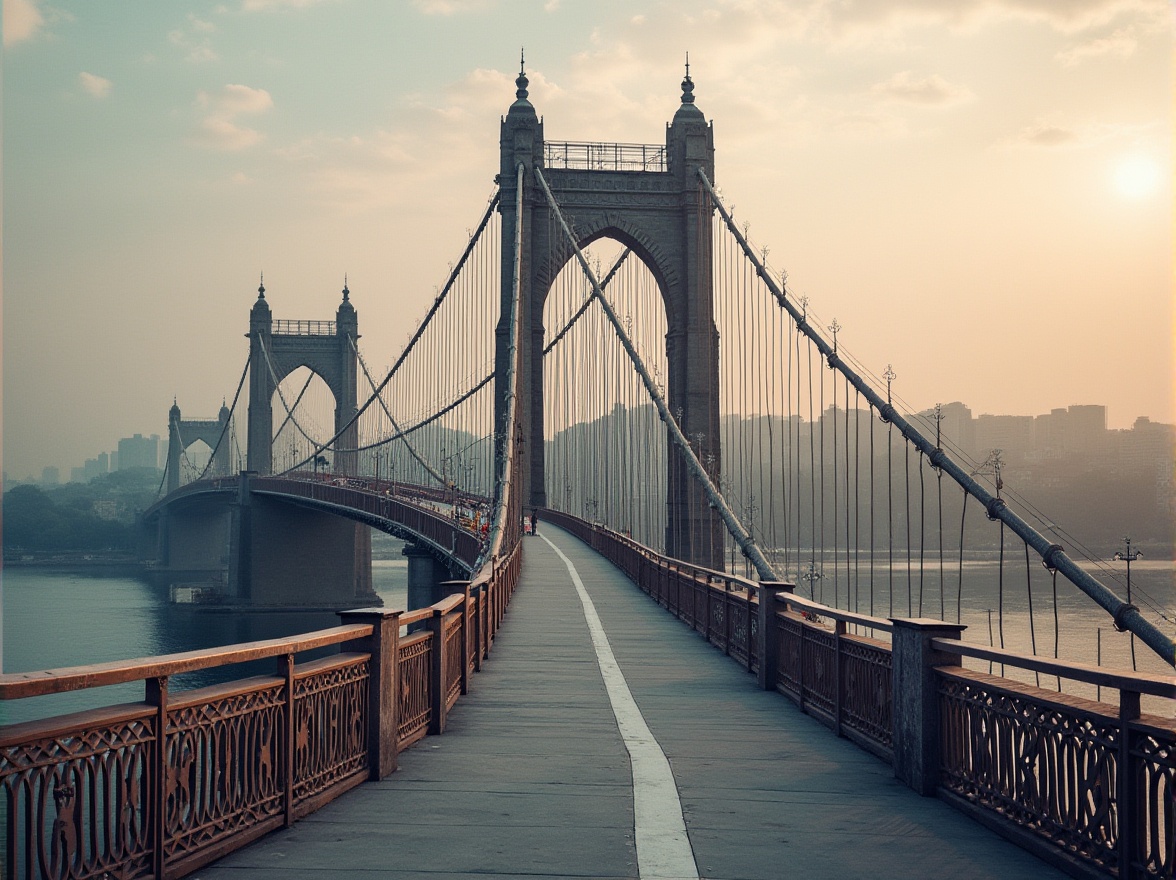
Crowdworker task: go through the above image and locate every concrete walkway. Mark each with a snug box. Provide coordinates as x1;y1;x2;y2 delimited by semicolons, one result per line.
195;525;1070;880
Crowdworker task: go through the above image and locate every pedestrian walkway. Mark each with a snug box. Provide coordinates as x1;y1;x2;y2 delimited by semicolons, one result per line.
195;525;1070;879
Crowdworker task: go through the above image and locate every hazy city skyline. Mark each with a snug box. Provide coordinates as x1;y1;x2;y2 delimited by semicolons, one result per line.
4;1;1171;482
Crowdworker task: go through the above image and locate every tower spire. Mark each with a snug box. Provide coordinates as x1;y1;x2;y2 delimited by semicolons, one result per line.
681;52;695;105
258;272;265;299
515;48;529;102
342;273;350;302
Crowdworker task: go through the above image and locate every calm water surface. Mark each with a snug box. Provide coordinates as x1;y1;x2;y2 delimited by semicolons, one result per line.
2;539;1172;724
1;539;410;726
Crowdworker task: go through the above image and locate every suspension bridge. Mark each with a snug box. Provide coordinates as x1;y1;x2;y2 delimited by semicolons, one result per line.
1;63;1172;880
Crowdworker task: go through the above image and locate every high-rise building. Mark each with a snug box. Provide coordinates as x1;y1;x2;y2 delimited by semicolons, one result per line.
117;433;160;471
40;466;60;486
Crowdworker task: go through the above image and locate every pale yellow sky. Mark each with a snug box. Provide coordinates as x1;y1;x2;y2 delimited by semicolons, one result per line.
3;0;1172;479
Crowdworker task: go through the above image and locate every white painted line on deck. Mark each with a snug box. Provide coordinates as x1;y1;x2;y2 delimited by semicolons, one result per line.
540;533;700;880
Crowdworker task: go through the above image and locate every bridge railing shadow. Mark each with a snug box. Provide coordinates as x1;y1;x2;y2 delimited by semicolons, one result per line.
0;536;521;880
542;507;1175;880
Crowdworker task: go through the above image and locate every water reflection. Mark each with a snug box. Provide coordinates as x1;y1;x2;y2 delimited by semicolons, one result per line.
1;550;409;726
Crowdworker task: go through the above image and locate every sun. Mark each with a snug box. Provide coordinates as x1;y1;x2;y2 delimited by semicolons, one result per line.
1111;155;1162;200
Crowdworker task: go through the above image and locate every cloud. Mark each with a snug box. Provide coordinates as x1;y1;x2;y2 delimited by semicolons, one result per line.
78;72;112;99
193;84;273;151
3;0;44;47
169;17;219;62
1055;28;1136;65
242;0;337;10
1013;122;1079;146
807;0;1166;44
412;0;494;14
871;71;973;106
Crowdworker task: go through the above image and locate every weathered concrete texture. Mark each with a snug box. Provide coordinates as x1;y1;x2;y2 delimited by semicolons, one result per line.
195;526;1071;879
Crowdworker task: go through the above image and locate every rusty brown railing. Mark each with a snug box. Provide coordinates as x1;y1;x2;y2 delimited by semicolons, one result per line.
544;508;1175;880
0;539;521;880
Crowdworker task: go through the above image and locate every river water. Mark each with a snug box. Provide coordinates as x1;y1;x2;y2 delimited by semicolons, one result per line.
2;537;1172;726
1;536;410;726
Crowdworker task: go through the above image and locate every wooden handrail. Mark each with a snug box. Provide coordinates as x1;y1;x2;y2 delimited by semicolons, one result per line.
931;637;1176;698
0;623;373;700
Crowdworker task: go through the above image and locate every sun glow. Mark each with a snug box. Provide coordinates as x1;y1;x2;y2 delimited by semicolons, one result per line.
1111;155;1162;200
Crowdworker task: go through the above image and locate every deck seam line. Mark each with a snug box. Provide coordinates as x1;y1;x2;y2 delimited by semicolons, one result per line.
539;533;701;880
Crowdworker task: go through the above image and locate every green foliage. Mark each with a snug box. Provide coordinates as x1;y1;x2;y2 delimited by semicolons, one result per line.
3;471;160;553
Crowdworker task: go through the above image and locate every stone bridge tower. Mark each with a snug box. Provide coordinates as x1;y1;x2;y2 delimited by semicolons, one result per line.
166;400;233;494
246;280;360;476
495;61;723;569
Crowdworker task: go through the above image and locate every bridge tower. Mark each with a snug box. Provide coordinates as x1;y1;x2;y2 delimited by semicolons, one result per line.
246;279;360;476
496;61;724;569
166;399;233;494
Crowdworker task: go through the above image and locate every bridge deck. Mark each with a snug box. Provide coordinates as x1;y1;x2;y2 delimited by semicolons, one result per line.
197;525;1069;880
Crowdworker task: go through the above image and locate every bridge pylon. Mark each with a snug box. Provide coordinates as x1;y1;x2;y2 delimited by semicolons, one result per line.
495;60;724;569
166;399;233;494
246;279;360;476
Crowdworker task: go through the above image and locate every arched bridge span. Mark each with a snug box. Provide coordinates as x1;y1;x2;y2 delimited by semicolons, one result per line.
146;474;488;607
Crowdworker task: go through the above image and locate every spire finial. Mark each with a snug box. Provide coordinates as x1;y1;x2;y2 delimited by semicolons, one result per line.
515;48;529;101
681;53;695;105
258;272;265;299
342;273;350;302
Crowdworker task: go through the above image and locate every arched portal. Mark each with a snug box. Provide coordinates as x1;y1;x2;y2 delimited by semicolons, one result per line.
167;400;233;493
542;238;670;551
270;366;339;473
496;62;723;568
247;281;359;475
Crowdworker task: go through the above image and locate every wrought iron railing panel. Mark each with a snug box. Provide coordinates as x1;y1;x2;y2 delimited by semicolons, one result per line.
840;637;892;750
800;627;836;717
397;636;431;747
163;680;285;866
708;592;727;651
0;706;156;880
939;670;1120;873
543;141;667;172
444;616;463;709
291;657;369;807
777;615;804;697
1131;717;1175;879
730;590;751;666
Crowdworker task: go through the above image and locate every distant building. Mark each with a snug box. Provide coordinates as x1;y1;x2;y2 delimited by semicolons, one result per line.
118;433;160;471
973;414;1033;460
41;466;60;486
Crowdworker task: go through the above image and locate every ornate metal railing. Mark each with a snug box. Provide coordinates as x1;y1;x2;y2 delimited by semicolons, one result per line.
544;507;1174;880
272;319;335;336
544;140;667;172
0;538;521;880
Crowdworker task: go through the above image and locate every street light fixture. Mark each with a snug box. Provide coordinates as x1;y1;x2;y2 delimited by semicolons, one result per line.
1112;537;1143;670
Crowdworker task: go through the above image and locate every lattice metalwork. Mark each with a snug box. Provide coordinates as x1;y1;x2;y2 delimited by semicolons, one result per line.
801;628;836;716
1;711;155;880
398;637;432;747
840;638;892;749
292;659;369;805
163;683;285;864
939;673;1119;872
444;616;463;709
1131;723;1175;878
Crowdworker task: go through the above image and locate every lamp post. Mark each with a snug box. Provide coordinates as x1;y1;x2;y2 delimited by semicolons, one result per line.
1112;537;1143;670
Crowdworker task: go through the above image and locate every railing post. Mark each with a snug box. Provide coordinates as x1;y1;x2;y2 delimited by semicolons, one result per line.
1118;688;1142;879
338;608;402;780
427;606;446;735
754;582;791;691
145;675;169;880
889;618;966;796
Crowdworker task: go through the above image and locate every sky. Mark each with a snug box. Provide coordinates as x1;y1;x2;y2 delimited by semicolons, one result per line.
3;0;1172;482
